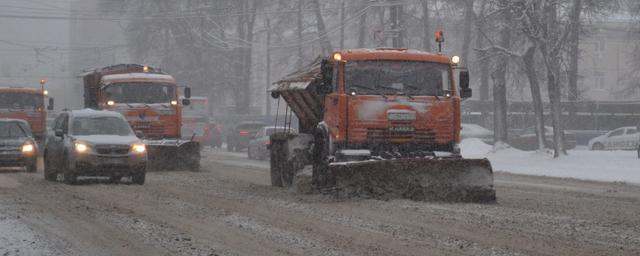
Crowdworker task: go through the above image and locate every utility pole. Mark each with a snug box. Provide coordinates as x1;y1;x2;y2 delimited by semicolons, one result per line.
389;0;404;48
340;0;345;50
266;18;272;115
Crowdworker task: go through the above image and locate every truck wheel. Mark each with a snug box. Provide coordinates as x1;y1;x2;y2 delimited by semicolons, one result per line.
312;129;334;188
43;155;56;181
132;171;146;185
270;140;284;187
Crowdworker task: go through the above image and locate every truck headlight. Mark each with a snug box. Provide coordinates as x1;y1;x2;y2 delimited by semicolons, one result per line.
75;143;89;153
22;144;34;153
132;144;146;154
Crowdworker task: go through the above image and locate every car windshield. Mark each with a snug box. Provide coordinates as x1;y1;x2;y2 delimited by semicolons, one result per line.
344;60;451;96
0;122;29;138
0;93;43;110
72;116;133;136
104;83;176;104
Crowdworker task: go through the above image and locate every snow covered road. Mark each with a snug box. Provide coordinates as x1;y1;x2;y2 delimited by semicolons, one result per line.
0;149;639;255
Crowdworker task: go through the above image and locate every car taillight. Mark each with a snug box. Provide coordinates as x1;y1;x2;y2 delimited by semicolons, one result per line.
239;130;250;135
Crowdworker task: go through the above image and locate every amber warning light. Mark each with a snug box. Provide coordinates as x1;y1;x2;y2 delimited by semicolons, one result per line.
435;30;445;53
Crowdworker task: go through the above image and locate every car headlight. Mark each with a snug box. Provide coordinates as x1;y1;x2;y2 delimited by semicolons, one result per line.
22;144;34;153
132;144;146;154
75;143;89;153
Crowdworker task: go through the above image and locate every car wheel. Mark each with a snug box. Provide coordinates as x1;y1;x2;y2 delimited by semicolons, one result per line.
132;171;146;185
637;146;640;159
43;154;57;181
110;175;122;183
247;147;253;159
592;142;604;151
26;159;37;173
63;171;77;185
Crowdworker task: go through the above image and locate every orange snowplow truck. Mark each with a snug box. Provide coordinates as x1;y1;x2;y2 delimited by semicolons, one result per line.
270;48;495;202
82;64;200;171
0;86;54;144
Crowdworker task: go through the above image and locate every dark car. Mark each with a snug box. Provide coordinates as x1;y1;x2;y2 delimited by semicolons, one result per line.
226;121;267;152
248;126;296;160
509;126;577;151
43;109;147;184
0;119;38;172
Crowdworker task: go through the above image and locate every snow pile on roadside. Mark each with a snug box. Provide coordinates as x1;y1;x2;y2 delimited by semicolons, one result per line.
461;138;640;184
0;214;55;256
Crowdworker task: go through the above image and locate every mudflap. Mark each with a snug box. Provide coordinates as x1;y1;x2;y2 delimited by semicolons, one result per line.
146;140;201;171
326;158;496;203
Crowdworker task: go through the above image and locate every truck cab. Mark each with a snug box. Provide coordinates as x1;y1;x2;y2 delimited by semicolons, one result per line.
0;87;53;144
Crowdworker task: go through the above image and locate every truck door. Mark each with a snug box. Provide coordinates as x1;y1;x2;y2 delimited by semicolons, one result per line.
323;63;346;142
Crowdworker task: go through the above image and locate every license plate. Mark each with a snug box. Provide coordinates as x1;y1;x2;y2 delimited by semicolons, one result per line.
388;126;415;133
104;158;125;165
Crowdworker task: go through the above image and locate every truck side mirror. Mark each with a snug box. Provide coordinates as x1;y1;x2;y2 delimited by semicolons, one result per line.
184;87;192;99
47;98;54;111
318;59;334;94
182;99;191;106
459;71;472;99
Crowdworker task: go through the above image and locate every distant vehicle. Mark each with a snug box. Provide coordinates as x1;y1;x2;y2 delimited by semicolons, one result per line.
0;119;38;172
43;109;147;185
509;126;577;151
248;126;296;160
588;126;639;151
181;96;221;147
82;64;199;171
0;86;54;145
226;121;267;152
460;123;493;144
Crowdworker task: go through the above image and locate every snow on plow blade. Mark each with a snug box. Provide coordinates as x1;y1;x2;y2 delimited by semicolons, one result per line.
327;158;495;203
145;139;201;171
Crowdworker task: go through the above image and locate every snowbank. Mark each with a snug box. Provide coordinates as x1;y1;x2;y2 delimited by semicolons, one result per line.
461;138;640;184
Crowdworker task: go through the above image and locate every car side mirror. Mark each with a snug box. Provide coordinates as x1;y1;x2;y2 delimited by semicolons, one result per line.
55;129;64;137
182;99;191;106
459;71;472;98
184;87;191;99
318;59;334;94
135;130;144;138
47;98;54;111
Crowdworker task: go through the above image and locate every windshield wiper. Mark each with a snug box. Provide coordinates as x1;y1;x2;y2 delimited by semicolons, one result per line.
380;86;414;100
350;84;387;99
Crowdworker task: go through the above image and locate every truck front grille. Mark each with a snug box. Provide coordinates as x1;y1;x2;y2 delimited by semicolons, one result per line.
367;128;436;143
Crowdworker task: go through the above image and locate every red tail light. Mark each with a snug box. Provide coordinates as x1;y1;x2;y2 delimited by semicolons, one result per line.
239;130;250;135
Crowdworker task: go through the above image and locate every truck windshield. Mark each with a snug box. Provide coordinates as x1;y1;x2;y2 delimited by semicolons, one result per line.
0;93;43;110
344;60;451;96
104;83;176;104
72;117;133;136
0;122;29;138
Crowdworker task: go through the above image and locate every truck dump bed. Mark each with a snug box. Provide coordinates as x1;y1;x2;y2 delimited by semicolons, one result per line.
271;59;325;131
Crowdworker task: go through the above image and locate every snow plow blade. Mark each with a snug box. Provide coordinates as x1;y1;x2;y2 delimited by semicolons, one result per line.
327;158;495;203
145;139;201;171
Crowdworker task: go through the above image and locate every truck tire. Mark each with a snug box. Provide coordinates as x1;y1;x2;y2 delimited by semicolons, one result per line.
312;130;334;188
270;139;284;187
